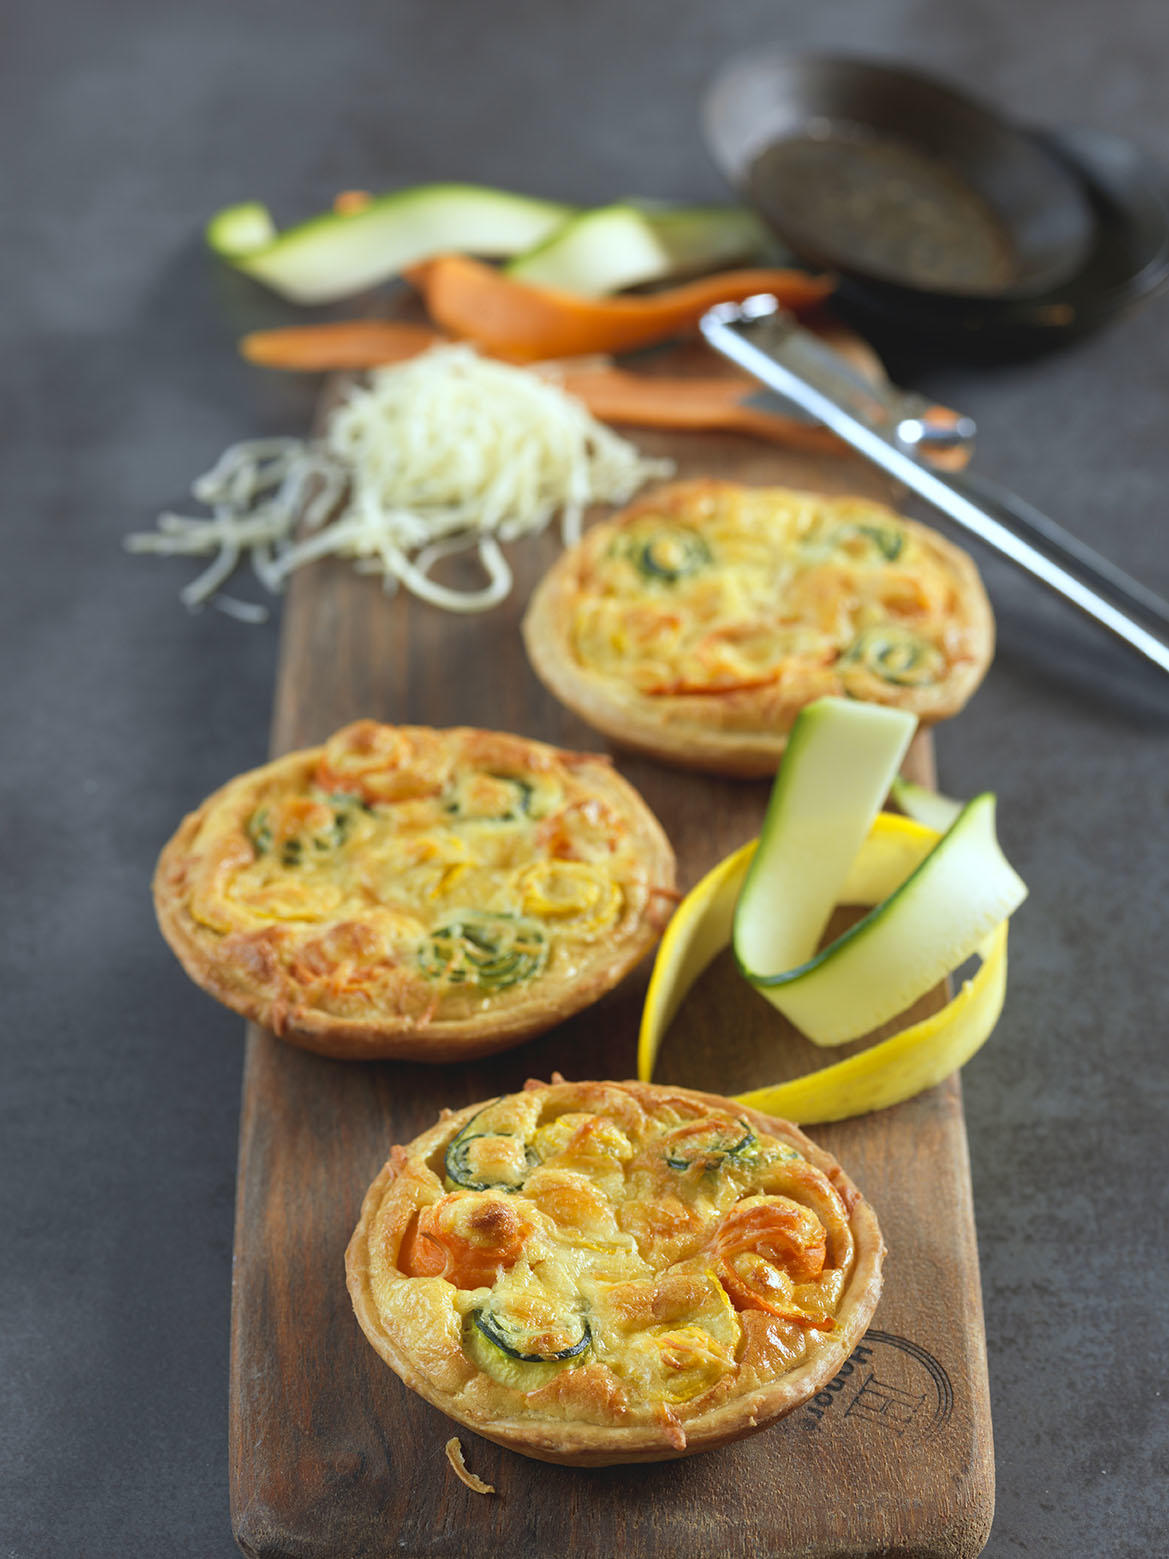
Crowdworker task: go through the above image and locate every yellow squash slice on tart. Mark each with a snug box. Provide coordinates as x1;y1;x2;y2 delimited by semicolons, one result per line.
523;478;994;775
153;722;675;1060
346;1078;884;1465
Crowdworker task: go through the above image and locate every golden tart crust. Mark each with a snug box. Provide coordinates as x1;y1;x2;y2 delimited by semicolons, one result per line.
523;478;995;775
153;722;675;1060
346;1078;884;1465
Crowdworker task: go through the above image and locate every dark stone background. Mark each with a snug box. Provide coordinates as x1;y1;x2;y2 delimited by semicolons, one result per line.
3;1;1166;1553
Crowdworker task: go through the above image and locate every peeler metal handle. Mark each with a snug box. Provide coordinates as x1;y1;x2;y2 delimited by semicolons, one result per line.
700;295;1169;677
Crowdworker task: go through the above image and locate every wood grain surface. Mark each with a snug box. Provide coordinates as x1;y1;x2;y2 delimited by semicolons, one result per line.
229;392;994;1558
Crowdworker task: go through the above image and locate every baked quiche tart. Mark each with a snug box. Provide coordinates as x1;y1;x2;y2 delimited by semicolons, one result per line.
153;722;675;1060
346;1078;884;1464
523;478;994;775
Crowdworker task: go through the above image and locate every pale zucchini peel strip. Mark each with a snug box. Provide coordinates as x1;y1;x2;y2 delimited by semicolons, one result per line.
206;184;576;304
890;774;965;833
505;201;767;296
727;696;1024;1048
742;792;1026;1046
732;699;918;982
638;813;1014;1124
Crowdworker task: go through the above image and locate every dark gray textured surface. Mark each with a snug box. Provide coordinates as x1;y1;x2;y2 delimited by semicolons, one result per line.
3;1;1167;1554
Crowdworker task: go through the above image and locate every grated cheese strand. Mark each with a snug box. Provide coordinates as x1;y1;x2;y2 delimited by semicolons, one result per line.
125;344;674;616
211;594;270;624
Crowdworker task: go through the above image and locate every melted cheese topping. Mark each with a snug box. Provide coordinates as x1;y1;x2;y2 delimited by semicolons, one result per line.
568;483;979;703
161;723;672;1032
366;1082;860;1427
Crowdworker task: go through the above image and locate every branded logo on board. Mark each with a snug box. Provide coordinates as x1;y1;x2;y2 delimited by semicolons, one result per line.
800;1330;954;1442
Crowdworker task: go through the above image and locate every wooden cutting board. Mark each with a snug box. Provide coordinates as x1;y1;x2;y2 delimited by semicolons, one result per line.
228;400;994;1558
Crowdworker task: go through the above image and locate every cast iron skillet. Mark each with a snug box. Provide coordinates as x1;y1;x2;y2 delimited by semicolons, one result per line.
704;52;1095;301
703;53;1169;352
857;124;1169;350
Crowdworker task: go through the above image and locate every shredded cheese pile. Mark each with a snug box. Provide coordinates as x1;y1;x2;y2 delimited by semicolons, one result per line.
125;345;674;617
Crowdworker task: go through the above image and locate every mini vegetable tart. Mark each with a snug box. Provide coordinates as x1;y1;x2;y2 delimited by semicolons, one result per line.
152;722;675;1060
523;478;994;775
346;1078;884;1464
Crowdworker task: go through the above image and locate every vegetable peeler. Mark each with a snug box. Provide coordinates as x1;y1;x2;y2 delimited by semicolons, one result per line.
700;295;1169;677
